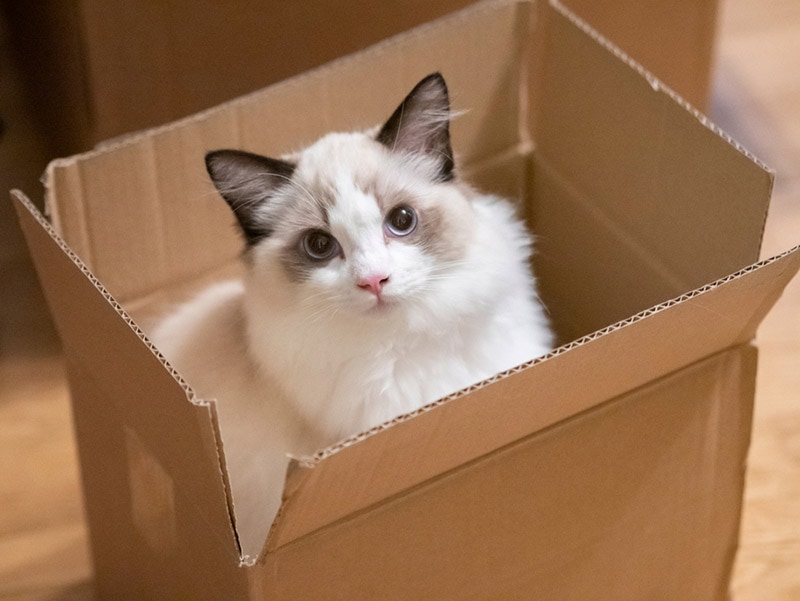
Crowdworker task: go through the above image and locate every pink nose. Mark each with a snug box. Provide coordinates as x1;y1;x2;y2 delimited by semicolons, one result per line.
357;274;390;296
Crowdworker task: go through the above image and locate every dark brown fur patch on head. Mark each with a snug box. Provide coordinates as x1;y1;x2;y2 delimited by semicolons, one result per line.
359;172;468;264
407;202;467;263
271;180;336;283
279;239;318;283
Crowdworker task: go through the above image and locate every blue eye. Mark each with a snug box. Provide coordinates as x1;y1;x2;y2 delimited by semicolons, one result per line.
301;230;340;261
385;205;417;236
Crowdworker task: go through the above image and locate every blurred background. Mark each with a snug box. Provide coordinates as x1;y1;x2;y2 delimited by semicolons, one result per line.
1;0;797;599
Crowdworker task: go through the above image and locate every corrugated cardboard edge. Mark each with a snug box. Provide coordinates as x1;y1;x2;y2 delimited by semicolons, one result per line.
529;0;773;342
305;246;800;465
543;0;773;262
548;0;770;174
556;0;719;111
266;244;800;553
10;189;246;561
11;192;192;397
249;345;759;600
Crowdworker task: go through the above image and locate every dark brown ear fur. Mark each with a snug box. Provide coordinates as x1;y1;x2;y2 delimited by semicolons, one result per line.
205;149;295;245
376;72;454;182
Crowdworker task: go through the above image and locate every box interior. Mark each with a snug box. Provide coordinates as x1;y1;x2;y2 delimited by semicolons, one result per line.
44;2;772;346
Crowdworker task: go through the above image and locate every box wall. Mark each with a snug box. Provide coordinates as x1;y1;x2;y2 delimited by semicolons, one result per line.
65;356;250;601
560;0;718;109
249;346;756;600
263;245;800;549
11;192;244;597
529;2;772;340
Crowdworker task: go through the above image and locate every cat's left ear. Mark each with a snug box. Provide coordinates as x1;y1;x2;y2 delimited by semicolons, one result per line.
376;72;454;182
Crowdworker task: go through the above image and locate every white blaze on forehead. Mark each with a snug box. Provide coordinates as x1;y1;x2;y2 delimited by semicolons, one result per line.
328;171;390;277
330;171;381;232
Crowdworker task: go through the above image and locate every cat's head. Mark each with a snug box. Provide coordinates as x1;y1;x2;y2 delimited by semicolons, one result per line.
205;73;475;323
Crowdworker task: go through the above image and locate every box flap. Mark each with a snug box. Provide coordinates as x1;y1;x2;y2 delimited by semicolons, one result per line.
267;245;800;550
251;346;757;599
530;0;773;339
11;191;241;565
558;0;718;110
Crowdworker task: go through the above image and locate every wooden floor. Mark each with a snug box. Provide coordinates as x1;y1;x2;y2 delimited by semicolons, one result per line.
1;1;798;599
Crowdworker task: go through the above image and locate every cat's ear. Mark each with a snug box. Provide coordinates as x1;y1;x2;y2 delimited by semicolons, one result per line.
376;72;454;182
205;149;295;245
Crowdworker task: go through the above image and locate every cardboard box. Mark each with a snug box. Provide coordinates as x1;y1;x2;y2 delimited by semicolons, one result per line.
3;0;474;155
4;0;715;157
11;0;800;598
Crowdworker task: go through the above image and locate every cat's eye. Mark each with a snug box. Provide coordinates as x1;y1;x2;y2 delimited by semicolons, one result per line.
385;205;417;237
301;230;340;261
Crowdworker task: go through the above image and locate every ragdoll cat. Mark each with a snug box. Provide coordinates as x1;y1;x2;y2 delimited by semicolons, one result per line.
151;72;553;559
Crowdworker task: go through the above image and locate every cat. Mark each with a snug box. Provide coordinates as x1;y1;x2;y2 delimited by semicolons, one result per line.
150;72;554;559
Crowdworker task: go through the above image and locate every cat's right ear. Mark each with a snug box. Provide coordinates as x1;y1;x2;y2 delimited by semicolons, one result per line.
205;149;295;245
376;72;454;182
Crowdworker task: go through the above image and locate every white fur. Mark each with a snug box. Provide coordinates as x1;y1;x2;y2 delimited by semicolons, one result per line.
151;281;321;560
151;128;553;559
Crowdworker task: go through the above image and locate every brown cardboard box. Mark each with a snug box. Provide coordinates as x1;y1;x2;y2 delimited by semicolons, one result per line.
3;0;715;157
11;1;800;599
2;0;473;156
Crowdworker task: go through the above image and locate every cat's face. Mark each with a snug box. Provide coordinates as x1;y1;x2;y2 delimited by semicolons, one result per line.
206;73;474;321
